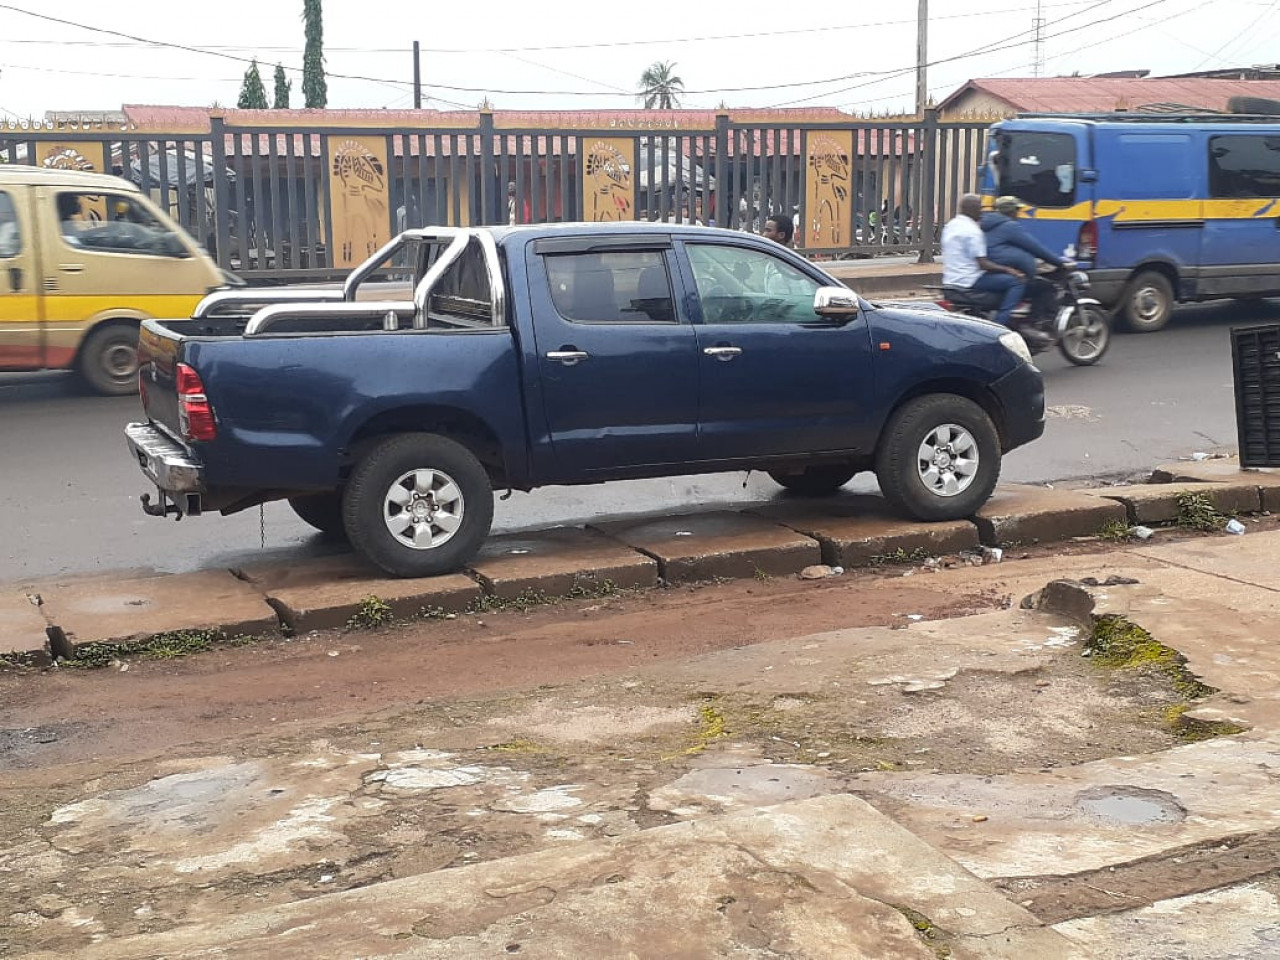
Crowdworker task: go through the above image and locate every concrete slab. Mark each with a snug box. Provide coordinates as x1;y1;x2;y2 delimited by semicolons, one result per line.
1085;481;1262;524
237;554;481;632
592;511;822;582
1150;455;1280;512
750;494;979;567
34;795;1085;960
467;527;657;600
0;588;50;664
38;570;279;655
973;484;1126;546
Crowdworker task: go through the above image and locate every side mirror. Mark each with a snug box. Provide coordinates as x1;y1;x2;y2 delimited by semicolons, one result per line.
814;285;860;318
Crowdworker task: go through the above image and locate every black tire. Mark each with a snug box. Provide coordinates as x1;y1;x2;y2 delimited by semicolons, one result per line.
78;322;140;396
768;464;857;496
1120;270;1175;333
1058;303;1111;366
1228;95;1280;116
288;492;346;538
875;394;1001;521
343;434;493;578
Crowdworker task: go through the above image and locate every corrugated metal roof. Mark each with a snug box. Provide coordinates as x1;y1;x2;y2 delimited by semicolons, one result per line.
938;77;1280;114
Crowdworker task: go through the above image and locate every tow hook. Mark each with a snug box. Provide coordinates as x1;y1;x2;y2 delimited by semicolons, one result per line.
141;492;184;521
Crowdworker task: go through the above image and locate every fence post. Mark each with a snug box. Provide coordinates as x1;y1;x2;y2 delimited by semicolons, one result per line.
917;107;938;264
209;112;232;272
479;110;495;226
714;112;729;230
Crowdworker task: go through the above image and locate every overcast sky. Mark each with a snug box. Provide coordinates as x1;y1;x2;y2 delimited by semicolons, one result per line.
0;0;1275;119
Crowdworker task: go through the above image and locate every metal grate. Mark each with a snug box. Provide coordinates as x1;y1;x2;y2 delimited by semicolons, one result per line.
1232;324;1280;467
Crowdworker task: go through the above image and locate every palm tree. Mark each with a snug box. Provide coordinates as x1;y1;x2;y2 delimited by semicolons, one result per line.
638;61;684;110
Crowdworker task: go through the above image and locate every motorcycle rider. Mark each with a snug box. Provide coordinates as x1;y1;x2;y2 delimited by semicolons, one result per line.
981;195;1074;334
941;194;1025;329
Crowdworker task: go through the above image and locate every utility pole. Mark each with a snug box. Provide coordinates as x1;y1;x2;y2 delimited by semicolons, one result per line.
1033;0;1046;77
413;41;422;108
916;0;928;115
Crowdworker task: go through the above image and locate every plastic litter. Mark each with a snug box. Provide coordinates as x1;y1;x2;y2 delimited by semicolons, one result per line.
1225;519;1247;535
1132;525;1155;540
981;546;1004;564
1192;451;1210;461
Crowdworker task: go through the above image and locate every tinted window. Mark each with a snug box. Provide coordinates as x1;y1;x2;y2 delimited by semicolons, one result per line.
685;243;822;324
545;250;675;323
0;191;21;258
1209;135;1280;198
997;132;1076;208
427;238;494;325
57;192;189;257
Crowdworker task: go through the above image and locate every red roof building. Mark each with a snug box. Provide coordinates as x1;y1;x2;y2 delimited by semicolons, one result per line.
938;77;1280;118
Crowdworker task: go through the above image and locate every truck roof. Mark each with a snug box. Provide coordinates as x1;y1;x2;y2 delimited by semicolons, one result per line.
0;165;140;193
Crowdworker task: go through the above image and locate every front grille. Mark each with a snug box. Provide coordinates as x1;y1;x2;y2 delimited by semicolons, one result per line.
1232;324;1280;467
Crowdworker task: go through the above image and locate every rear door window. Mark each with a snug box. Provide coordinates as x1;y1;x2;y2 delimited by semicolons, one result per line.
1208;135;1280;198
544;250;676;323
997;132;1077;208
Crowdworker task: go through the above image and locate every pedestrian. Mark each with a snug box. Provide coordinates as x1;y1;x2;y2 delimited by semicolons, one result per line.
761;212;794;249
940;194;1025;328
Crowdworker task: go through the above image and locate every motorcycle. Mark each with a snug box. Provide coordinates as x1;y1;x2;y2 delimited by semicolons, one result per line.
935;266;1111;366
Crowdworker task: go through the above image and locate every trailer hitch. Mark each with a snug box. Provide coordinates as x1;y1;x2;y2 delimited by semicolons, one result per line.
141;492;184;521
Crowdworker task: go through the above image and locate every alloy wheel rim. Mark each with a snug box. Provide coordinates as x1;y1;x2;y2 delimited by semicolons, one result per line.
916;423;979;497
383;468;465;550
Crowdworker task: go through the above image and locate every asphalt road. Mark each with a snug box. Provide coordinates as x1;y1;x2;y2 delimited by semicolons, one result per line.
1;299;1270;582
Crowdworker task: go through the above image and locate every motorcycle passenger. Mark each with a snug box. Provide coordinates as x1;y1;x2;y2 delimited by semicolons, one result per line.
981;195;1073;329
940;194;1025;328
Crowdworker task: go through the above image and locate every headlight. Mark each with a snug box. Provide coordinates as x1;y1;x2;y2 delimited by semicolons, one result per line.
999;331;1032;364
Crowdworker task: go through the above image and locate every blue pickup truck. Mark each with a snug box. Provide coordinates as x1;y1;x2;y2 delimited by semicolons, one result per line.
125;223;1045;578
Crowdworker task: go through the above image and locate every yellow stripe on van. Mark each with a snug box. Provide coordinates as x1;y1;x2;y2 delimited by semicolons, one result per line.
40;293;205;325
1011;198;1280;224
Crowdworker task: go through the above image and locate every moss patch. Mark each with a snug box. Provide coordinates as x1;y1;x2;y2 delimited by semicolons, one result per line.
1164;704;1247;742
1087;615;1217;701
347;595;394;630
685;702;729;755
892;905;953;958
66;629;261;668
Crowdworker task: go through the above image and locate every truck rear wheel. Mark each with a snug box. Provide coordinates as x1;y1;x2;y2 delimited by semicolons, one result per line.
78;322;140;395
343;434;493;578
288;492;346;538
875;394;1001;521
1120;271;1174;333
768;464;858;496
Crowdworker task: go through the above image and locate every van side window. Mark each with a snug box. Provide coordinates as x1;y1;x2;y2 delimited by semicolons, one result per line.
544;250;676;323
57;192;189;258
996;132;1076;208
0;192;21;258
1208;136;1280;199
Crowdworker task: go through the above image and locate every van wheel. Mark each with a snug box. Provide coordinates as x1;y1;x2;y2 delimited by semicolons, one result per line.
78;323;140;395
288;492;347;538
768;464;858;496
1120;271;1174;333
343;434;493;578
875;395;1001;521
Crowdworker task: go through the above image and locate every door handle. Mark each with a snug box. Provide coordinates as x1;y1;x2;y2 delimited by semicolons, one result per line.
546;349;589;366
7;266;21;291
59;263;85;273
703;345;743;361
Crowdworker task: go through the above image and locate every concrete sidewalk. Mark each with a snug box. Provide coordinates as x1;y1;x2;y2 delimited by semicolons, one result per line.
822;256;940;299
4;457;1280;664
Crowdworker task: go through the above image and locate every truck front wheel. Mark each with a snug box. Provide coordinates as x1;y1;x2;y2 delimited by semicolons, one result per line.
875;395;1001;521
343;434;493;578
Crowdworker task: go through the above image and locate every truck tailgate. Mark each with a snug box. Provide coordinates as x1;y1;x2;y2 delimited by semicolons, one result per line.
136;320;185;439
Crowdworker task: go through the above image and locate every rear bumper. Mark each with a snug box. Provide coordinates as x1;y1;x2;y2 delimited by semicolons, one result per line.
125;422;204;492
989;362;1046;452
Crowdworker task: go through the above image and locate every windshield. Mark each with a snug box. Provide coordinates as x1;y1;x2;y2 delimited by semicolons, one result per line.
996;131;1077;208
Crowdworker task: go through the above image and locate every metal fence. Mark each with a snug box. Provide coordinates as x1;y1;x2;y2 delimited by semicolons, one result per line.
0;109;990;284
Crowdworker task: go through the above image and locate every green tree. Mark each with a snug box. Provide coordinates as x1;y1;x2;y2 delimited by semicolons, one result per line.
237;59;268;110
302;0;327;108
273;63;292;109
638;61;684;110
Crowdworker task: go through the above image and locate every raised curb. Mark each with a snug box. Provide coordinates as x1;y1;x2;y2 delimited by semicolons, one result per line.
0;588;52;665
467;527;658;600
974;484;1126;546
237;555;481;633
1151;457;1280;512
37;570;280;656
1087;482;1262;525
592;511;822;582
749;495;979;567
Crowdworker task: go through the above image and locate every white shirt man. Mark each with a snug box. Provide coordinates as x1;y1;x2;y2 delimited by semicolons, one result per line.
940;213;985;288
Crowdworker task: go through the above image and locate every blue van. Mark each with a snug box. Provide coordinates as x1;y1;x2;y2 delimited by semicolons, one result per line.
983;114;1280;332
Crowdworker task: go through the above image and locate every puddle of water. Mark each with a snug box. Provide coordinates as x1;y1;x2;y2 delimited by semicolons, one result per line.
1076;786;1186;825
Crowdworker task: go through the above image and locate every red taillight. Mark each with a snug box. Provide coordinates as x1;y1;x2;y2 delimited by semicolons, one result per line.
176;362;217;442
936;299;954;310
1078;221;1098;261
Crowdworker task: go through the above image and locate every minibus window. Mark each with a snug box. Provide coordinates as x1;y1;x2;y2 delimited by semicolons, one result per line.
1208;135;1280;199
996;132;1076;208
